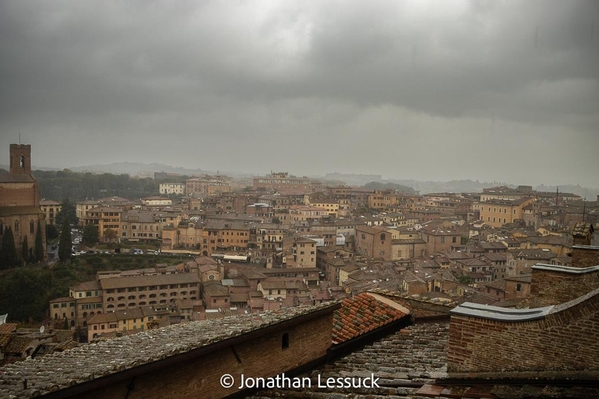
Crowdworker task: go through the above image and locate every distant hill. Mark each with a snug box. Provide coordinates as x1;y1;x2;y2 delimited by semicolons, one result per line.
362;181;417;194
69;162;209;177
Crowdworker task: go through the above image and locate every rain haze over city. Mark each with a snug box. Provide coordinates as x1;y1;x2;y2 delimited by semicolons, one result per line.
0;0;598;187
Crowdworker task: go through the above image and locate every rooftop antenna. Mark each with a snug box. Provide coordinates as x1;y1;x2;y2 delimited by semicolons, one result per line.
583;198;587;223
19;132;21;145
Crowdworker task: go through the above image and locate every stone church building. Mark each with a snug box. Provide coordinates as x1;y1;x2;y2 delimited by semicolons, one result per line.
0;144;46;263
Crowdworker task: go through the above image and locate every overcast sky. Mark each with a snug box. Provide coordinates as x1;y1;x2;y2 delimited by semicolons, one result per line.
1;0;598;187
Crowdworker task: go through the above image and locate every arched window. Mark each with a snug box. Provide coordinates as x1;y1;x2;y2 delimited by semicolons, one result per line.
30;220;35;234
14;220;19;232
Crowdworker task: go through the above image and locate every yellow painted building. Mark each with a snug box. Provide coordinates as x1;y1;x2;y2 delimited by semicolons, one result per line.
479;198;536;228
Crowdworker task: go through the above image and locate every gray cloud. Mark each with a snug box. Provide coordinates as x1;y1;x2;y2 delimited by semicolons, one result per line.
1;0;598;187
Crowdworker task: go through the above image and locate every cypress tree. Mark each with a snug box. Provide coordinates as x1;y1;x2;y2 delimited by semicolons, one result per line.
35;220;44;262
0;227;18;269
58;218;72;261
21;235;29;264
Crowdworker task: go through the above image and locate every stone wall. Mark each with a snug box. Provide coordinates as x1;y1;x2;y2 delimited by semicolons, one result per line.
448;288;599;373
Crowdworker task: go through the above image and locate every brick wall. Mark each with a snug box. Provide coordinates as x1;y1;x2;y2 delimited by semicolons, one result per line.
523;266;599;308
68;311;333;399
571;246;599;268
448;288;599;373
0;183;37;207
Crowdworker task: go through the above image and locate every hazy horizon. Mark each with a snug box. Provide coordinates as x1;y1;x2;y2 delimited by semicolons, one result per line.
1;1;598;187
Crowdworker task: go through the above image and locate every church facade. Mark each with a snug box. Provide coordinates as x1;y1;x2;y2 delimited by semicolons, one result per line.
0;144;46;263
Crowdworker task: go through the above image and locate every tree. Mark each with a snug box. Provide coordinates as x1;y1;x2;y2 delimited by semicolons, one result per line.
103;228;117;242
35;220;44;262
46;224;59;241
0;227;19;269
58;218;72;261
56;198;79;227
82;224;99;246
21;235;29;264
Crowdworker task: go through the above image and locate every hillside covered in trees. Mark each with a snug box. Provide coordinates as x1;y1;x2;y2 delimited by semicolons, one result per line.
32;170;188;201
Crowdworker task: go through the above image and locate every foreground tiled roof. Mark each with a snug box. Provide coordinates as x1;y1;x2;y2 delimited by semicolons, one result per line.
251;322;450;399
0;302;337;399
332;293;408;345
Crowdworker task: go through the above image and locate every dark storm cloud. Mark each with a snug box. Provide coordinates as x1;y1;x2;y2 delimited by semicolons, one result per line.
0;0;597;186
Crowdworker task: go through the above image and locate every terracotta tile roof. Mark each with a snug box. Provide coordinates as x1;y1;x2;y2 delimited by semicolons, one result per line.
0;334;11;348
0;173;34;183
572;222;594;237
0;323;18;334
332;292;409;345
4;336;32;355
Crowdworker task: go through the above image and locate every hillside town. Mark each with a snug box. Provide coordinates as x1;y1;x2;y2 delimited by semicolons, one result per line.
1;143;598;360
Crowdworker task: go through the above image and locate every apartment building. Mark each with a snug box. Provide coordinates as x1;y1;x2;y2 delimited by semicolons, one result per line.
186;177;231;196
120;210;164;242
282;236;318;267
159;183;185;195
252;172;312;192
81;206;122;240
420;226;462;255
479;197;536;228
161;219;250;254
141;196;172;206
368;191;400;210
101;273;200;311
76;200;101;221
39;200;61;225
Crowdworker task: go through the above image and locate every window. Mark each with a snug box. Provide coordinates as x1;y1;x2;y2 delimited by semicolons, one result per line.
282;332;289;349
516;283;522;292
30;220;35;234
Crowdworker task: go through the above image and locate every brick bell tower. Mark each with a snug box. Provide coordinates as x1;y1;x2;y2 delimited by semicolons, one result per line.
9;144;32;175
